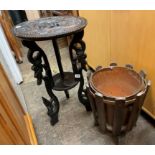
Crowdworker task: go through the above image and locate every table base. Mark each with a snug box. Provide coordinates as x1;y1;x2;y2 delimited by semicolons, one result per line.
22;30;92;126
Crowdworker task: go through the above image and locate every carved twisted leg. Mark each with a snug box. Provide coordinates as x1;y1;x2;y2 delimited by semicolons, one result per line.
69;31;92;111
22;40;59;125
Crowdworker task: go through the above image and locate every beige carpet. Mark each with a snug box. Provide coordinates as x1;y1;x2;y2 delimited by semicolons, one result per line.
19;41;155;144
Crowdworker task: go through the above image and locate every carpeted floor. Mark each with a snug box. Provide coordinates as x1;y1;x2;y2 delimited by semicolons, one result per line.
19;41;155;144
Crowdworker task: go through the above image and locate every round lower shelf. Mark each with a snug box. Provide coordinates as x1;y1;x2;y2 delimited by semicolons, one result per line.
53;72;79;91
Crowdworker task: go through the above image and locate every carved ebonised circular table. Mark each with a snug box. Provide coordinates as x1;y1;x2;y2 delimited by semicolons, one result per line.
13;16;91;125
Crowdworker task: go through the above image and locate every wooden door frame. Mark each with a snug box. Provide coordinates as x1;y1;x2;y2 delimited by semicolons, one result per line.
0;64;37;144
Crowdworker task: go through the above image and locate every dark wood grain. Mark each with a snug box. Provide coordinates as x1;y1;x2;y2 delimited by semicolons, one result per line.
95;92;107;132
13;16;87;41
112;98;125;136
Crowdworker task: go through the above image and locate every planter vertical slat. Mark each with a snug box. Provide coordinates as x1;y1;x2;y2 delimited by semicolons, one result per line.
112;99;125;136
95;93;106;132
126;95;141;131
133;81;151;126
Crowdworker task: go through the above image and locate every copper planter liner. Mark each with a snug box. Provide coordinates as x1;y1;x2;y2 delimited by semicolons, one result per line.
91;67;145;98
87;64;150;143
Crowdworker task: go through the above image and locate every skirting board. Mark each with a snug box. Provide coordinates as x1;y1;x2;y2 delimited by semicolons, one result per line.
142;107;155;120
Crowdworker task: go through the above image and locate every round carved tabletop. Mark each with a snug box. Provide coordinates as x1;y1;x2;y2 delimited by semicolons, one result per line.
13;16;87;41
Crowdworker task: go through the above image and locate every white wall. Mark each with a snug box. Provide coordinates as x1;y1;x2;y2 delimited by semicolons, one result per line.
0;24;28;112
0;24;23;84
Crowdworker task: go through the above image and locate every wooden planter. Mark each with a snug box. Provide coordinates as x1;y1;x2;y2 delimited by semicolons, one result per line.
87;64;150;143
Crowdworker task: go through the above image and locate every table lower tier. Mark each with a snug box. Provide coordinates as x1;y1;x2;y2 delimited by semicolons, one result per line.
52;72;79;91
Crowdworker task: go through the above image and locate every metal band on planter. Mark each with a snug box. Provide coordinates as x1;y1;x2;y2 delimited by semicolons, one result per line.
87;63;150;144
